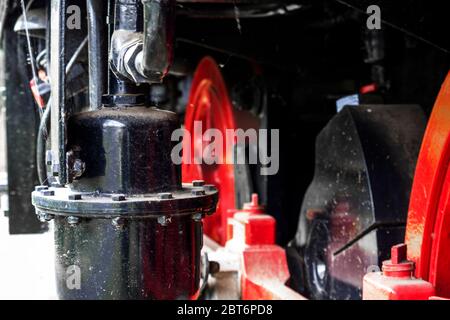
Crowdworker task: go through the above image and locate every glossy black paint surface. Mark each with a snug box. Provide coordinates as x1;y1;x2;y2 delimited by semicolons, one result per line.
289;105;426;300
67;107;181;194
55;214;202;300
43;105;215;300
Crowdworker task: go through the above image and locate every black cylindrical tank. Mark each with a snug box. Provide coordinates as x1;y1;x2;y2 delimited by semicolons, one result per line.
32;105;218;300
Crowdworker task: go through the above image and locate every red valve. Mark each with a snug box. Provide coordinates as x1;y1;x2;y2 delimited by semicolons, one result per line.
363;243;435;300
382;244;415;278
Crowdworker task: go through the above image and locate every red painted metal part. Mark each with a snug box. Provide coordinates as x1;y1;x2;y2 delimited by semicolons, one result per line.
405;72;450;298
363;243;435;300
226;194;270;243
241;246;305;300
363;271;435;300
226;194;304;300
182;57;237;245
382;244;414;278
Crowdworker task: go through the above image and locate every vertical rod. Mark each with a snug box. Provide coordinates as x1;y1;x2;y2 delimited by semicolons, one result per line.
87;0;107;110
50;0;67;185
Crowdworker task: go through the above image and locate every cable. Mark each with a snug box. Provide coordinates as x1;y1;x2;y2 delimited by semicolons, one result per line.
20;0;43;118
66;36;88;75
36;100;50;184
37;36;88;185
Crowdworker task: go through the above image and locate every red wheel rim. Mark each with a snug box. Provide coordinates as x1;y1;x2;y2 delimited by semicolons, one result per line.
406;72;450;298
182;57;237;245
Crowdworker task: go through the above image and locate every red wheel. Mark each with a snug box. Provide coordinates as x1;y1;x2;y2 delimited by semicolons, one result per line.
182;57;237;245
406;72;450;298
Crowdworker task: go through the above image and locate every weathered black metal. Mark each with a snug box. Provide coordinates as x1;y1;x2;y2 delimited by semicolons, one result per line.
140;0;175;82
32;105;218;300
87;0;108;110
52;213;204;299
30;0;219;300
66;107;180;194
288;105;426;300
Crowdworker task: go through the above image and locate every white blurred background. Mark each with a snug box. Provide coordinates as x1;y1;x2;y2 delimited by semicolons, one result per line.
0;48;57;300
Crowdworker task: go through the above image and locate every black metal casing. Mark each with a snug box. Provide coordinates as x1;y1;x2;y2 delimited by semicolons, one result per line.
32;105;218;299
287;105;426;300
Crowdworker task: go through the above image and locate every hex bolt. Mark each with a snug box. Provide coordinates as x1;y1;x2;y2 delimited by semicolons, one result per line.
192;180;205;187
192;213;203;221
41;190;55;196
67;216;80;225
72;159;86;179
38;212;53;222
191;188;205;196
112;194;126;201
158;192;173;200
68;193;82;200
35;185;48;192
157;215;171;226
112;217;126;230
37;213;46;222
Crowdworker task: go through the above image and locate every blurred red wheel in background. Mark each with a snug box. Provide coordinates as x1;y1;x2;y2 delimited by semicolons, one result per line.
182;57;237;245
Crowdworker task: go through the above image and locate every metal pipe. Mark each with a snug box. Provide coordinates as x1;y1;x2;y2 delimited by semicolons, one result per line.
109;0;175;84
86;0;107;110
108;0;147;95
